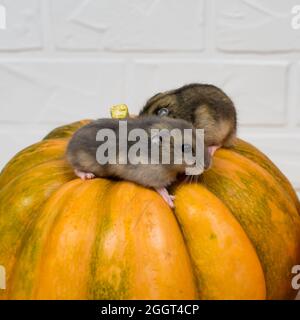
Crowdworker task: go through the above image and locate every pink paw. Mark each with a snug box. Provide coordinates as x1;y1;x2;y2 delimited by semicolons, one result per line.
156;187;175;208
75;169;96;180
208;145;220;156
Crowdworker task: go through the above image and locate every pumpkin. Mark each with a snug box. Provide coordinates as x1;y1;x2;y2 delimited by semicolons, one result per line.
0;120;299;300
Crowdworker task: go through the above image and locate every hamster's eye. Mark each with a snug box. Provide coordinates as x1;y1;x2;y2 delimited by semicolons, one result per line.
182;144;192;153
157;108;169;117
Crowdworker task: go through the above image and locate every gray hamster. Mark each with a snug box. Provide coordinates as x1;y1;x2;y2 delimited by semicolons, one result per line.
139;83;237;155
66;116;211;207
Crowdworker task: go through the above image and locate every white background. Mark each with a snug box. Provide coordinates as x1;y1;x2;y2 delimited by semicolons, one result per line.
0;0;299;198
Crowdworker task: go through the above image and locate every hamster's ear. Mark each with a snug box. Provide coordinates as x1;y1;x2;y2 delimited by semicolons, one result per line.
140;92;163;115
149;92;162;100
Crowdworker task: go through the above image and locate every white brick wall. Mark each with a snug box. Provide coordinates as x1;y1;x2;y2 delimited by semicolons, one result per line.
0;0;299;199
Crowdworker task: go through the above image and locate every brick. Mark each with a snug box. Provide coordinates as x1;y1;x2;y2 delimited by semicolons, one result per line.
216;0;300;52
0;60;127;123
130;59;288;125
0;0;42;51
50;0;204;51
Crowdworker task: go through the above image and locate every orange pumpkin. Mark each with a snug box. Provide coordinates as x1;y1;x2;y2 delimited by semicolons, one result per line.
0;120;299;300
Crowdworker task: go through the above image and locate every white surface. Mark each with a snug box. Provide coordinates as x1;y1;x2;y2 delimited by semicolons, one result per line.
0;0;299;198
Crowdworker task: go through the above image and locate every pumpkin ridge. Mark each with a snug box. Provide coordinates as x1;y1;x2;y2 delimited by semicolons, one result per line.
0;159;74;196
0;161;76;299
88;182;154;299
34;179;109;299
216;150;299;218
88;182;198;300
202;150;300;299
0;139;68;189
43;120;92;140
8;179;84;299
174;183;266;300
230;139;300;213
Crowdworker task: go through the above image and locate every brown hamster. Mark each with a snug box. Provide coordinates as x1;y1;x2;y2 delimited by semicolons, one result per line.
67;116;211;207
139;83;237;155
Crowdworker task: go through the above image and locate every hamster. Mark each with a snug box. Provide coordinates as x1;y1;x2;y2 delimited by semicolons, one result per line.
66;116;211;208
139;83;237;155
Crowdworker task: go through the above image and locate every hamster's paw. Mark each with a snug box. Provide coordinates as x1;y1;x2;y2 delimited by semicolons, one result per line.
208;145;220;156
75;169;96;180
156;187;175;208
